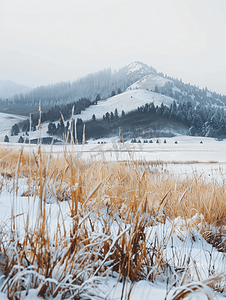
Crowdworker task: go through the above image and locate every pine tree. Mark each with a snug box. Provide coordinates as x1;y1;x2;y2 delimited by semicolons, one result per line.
114;108;119;119
76;118;83;143
18;136;24;143
4;135;9;142
11;124;19;136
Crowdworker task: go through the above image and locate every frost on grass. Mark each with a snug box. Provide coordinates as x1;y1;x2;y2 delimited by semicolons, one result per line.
0;147;226;299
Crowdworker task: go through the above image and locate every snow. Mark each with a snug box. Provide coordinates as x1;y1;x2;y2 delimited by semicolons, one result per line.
2;113;226;299
2;135;226;183
172;86;181;93
128;74;171;91
0;175;226;299
0;112;27;142
125;61;151;74
0;89;176;143
206;91;212;98
77;89;175;121
126;61;144;73
0;111;58;143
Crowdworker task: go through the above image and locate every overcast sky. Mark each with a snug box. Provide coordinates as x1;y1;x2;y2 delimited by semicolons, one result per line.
0;0;226;94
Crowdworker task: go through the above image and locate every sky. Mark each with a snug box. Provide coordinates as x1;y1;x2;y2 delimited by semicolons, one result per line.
0;0;226;95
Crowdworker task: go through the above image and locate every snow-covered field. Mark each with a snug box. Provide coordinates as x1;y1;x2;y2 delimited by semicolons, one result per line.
1;109;226;299
1;135;226;179
1;142;226;299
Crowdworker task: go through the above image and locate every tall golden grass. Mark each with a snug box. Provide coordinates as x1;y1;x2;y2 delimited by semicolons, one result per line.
0;146;226;299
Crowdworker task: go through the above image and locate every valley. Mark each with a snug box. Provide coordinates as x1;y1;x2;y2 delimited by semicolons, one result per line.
1;61;226;300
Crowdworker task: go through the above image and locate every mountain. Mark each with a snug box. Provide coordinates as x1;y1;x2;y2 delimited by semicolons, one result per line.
0;80;31;99
3;61;226;142
121;61;157;81
2;61;225;112
0;62;157;109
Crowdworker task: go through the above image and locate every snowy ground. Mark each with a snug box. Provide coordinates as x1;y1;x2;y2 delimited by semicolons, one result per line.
1;135;226;181
0;112;27;142
128;74;171;91
1;131;226;299
0;176;226;299
77;89;175;121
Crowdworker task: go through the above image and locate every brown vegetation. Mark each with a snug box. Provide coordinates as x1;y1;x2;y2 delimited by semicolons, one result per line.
0;146;226;299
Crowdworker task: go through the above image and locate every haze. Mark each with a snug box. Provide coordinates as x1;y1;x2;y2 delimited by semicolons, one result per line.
0;0;226;95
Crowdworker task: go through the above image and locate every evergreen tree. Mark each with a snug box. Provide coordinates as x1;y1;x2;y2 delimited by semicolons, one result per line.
114;108;119;119
105;112;110;122
22;120;30;132
170;101;178;118
149;102;156;114
47;122;57;134
110;111;115;121
154;85;159;93
11;124;19;136
4;135;9;142
76;118;84;143
191;111;203;132
18;136;24;143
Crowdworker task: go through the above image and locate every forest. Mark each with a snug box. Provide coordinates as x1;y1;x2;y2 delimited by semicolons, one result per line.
9;98;225;144
83;100;226;141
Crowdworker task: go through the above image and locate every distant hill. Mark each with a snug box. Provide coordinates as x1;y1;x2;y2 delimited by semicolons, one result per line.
0;80;31;99
0;61;157;109
2;61;226;142
1;61;225;112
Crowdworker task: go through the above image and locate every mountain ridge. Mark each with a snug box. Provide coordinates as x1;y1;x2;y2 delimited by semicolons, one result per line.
0;80;31;99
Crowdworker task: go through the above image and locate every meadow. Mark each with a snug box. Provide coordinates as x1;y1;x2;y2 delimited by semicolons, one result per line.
0;142;226;299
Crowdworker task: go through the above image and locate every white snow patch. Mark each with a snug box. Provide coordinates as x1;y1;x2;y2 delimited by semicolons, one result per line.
0;112;27;142
77;90;175;121
128;74;171;91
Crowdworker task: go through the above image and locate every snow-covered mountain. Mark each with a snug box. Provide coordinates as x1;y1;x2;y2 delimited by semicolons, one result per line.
123;61;156;76
2;61;226;143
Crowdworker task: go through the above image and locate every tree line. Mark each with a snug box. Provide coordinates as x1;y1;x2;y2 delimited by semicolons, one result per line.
6;99;226;143
84;100;226;140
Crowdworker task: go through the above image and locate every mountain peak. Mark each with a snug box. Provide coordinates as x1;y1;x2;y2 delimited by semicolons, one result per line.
124;61;157;75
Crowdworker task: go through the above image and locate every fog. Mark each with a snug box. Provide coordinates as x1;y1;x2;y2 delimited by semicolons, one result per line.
0;0;226;94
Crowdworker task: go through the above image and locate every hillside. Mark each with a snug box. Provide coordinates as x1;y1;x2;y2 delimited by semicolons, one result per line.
0;80;31;99
0;62;156;110
1;60;226;114
78;89;175;121
0;112;27;143
128;74;171;91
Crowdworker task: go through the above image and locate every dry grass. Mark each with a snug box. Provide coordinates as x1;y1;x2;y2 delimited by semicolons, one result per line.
0;146;226;299
1;147;226;226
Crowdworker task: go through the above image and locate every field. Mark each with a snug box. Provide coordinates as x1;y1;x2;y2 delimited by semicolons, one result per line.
1;137;226;299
